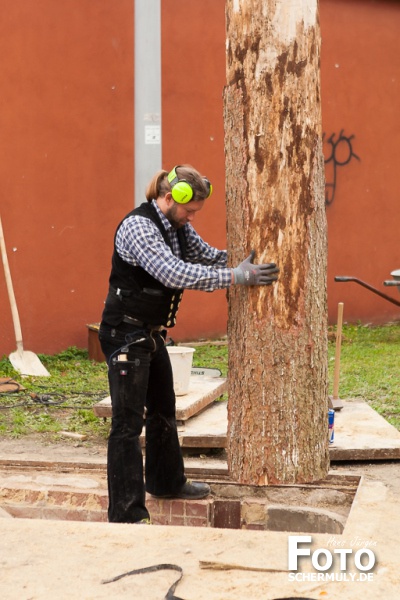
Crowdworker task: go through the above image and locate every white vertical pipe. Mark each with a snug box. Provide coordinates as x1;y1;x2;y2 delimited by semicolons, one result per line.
134;0;162;207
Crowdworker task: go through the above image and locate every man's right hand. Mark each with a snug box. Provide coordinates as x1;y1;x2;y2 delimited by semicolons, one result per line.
232;251;279;286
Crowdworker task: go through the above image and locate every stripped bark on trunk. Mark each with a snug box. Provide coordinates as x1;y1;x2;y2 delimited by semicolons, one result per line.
224;0;329;484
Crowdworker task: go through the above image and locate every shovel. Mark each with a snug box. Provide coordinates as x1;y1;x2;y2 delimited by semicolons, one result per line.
0;214;50;377
328;302;344;411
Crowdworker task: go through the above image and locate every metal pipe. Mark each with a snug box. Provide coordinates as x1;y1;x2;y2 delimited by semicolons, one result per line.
134;0;162;207
334;276;400;307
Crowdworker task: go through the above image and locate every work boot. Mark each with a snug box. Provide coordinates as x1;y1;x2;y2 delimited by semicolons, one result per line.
150;480;211;500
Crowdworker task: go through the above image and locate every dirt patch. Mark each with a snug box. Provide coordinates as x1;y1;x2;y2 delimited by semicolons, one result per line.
0;434;107;464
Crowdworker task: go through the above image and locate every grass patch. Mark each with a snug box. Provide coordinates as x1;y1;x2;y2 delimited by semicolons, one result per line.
0;324;399;444
191;342;228;377
328;323;400;430
0;347;110;443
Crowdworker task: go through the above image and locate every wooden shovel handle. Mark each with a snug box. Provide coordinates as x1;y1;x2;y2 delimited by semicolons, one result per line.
332;302;344;399
0;215;23;349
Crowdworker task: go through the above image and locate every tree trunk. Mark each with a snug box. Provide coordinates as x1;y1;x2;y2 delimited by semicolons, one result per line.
224;0;329;484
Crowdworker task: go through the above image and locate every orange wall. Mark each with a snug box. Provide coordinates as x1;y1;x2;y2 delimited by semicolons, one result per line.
0;1;135;355
165;0;400;338
320;0;400;324
161;0;228;341
0;1;398;358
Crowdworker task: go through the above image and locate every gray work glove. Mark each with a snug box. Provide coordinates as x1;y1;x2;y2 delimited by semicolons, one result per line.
232;251;279;286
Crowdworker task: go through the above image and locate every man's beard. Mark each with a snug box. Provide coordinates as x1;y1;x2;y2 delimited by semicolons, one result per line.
165;204;184;229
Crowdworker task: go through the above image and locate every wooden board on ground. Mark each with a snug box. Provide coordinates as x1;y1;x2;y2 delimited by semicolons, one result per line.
330;399;400;460
92;376;227;422
175;377;227;421
158;399;400;461
175;401;228;448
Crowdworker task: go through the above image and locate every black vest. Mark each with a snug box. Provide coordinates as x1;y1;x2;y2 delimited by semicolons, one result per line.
101;202;187;328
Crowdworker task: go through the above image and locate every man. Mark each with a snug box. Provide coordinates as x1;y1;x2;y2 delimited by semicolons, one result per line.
99;164;279;524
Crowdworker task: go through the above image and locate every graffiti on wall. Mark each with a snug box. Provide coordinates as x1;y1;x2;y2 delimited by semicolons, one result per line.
323;130;360;205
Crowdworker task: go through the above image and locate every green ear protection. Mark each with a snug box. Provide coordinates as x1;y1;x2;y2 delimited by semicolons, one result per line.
167;165;213;204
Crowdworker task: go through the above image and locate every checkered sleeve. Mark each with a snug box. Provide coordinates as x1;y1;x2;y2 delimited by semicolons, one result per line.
115;216;232;292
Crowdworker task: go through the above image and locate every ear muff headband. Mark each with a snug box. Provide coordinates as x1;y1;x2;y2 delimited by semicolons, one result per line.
205;179;213;198
167;166;213;204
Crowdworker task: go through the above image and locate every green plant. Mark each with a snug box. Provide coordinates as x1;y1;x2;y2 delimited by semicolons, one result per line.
0;347;110;442
327;323;400;429
0;324;398;444
191;342;228;377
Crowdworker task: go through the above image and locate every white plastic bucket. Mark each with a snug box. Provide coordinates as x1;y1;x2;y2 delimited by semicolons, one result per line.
167;346;195;396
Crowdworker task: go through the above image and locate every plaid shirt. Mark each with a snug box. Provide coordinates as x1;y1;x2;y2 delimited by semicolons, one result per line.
115;200;232;291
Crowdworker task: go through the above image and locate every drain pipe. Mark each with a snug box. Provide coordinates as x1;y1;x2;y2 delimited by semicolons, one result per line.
134;0;162;207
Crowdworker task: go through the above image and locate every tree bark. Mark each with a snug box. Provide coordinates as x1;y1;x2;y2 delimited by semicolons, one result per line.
224;0;329;484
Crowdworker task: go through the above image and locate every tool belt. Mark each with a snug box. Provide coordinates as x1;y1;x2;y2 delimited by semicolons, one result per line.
122;315;164;331
102;283;181;329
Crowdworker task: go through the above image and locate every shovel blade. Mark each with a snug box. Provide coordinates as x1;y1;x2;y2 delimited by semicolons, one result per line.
9;350;50;377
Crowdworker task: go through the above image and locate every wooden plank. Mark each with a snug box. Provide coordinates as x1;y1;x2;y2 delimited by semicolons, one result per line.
175;377;227;420
95;389;400;460
93;376;227;421
329;399;400;460
158;399;400;461
174;401;228;448
92;398;112;419
183;456;229;478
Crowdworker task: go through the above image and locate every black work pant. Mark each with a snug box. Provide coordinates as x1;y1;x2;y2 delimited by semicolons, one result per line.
99;323;186;523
